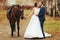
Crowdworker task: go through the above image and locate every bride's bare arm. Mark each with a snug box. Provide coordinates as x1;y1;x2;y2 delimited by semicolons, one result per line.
27;10;34;18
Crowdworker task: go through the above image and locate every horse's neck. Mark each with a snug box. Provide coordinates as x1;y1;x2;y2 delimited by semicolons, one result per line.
11;6;19;16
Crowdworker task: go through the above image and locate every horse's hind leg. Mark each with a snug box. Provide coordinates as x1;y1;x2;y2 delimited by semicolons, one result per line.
11;27;14;37
10;21;15;37
13;21;16;32
9;21;14;37
17;19;20;37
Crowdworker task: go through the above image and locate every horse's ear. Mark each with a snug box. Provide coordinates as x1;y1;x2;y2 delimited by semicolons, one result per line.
19;6;21;8
16;5;20;8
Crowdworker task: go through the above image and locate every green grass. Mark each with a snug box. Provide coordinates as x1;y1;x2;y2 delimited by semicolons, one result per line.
24;10;32;16
0;10;60;40
44;19;60;35
24;9;60;35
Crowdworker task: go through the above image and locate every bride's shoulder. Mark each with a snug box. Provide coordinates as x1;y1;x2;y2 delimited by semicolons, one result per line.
33;7;36;10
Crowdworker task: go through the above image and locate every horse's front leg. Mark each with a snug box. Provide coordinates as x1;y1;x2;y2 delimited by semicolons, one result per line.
17;19;20;37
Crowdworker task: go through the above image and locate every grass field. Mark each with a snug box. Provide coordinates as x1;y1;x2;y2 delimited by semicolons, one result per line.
0;10;60;40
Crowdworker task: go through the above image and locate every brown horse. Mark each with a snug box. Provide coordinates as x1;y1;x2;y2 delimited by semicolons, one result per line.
7;5;24;37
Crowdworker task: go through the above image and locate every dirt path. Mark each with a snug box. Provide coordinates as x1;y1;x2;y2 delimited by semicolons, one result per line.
0;10;60;40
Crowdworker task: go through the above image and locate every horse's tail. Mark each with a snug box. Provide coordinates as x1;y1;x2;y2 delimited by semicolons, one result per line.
6;13;9;20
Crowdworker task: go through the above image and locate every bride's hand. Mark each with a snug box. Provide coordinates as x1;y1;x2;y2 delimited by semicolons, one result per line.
23;16;27;19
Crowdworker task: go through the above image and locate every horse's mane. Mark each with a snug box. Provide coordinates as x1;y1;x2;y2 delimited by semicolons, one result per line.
10;5;16;13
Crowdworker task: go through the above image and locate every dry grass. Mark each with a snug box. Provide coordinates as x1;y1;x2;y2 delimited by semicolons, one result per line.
0;10;6;22
0;10;60;40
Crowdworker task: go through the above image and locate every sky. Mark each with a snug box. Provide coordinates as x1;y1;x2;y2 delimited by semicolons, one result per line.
7;0;16;6
7;0;34;6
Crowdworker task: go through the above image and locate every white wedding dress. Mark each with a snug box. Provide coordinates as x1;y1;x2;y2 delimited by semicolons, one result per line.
24;7;51;38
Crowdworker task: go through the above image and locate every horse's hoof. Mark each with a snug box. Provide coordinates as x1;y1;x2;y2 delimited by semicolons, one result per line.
11;35;13;37
11;35;14;37
18;35;20;37
18;36;20;37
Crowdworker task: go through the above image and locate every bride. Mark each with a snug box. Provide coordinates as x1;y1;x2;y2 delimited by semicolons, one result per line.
24;2;51;38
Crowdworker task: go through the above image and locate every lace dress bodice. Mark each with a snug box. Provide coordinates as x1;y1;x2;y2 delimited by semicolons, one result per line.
33;7;40;15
